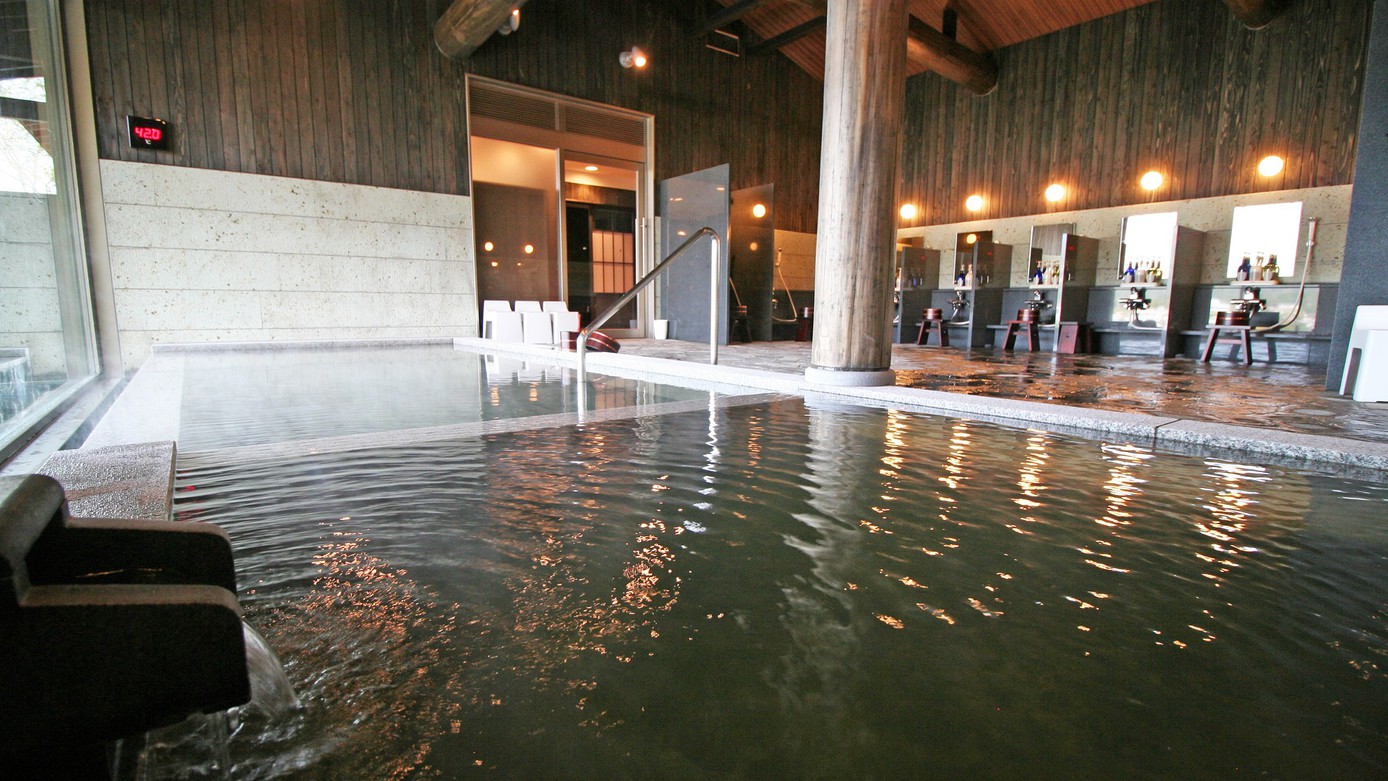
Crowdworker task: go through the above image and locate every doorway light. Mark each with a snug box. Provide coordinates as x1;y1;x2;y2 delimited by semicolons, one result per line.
619;47;648;69
752;203;767;219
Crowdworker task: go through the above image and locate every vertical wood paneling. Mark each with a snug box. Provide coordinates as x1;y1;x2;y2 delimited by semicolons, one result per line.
900;0;1370;227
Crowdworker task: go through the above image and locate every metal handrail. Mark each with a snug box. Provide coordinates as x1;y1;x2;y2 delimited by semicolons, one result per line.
576;226;723;382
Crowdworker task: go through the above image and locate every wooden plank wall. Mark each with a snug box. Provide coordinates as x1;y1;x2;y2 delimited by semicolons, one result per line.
899;0;1371;227
82;0;827;232
85;0;471;197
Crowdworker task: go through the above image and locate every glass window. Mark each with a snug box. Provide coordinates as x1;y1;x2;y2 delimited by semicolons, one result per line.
1;0;98;455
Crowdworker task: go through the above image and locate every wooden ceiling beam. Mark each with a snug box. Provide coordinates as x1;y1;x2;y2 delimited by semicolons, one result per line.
747;15;827;56
907;15;998;96
434;0;528;60
696;0;777;37
1222;0;1283;29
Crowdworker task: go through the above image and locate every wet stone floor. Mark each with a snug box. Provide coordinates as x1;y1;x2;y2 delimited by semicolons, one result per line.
618;339;1388;446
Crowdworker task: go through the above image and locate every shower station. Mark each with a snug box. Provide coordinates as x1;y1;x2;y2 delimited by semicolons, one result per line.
991;223;1100;352
1087;211;1204;357
930;230;1007;348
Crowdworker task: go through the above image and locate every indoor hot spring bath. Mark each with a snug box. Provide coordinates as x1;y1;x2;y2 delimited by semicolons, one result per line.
156;398;1388;780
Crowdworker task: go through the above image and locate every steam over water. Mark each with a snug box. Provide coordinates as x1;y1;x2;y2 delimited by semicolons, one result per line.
169;399;1388;779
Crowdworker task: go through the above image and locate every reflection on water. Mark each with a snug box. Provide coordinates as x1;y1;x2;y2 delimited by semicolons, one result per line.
169;400;1388;779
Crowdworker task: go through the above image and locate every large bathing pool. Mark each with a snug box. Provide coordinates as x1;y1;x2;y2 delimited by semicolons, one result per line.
152;348;1388;779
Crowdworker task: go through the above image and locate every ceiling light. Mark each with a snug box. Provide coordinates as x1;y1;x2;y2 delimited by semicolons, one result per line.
899;203;918;220
1257;155;1285;177
1140;170;1164;191
619;47;648;69
584;165;599;172
1044;183;1065;202
752;203;767;218
965;194;984;212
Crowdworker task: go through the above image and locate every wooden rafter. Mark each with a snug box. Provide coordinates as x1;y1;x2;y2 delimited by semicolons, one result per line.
434;0;529;60
907;16;998;95
696;0;778;37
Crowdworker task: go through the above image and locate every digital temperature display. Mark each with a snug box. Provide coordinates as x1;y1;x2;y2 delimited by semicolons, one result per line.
127;115;171;150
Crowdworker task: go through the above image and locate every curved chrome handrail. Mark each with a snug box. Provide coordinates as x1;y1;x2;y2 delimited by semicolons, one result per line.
577;226;723;383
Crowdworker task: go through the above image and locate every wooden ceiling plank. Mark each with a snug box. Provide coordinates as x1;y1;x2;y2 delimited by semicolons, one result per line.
434;0;528;60
747;15;827;56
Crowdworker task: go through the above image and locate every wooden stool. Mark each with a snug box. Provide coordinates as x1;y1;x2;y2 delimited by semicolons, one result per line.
915;308;949;347
1200;324;1253;364
1002;320;1040;351
1056;322;1093;354
731;305;752;343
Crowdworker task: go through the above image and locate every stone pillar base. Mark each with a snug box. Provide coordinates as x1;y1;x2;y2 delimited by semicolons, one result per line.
804;366;897;387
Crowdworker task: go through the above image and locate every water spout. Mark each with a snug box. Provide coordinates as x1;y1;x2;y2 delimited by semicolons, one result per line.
242;621;300;717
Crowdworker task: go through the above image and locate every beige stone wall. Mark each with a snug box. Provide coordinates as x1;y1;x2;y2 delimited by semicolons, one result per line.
0;193;65;376
101;161;477;369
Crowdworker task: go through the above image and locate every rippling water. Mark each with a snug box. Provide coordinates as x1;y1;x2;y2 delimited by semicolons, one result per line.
170;399;1388;779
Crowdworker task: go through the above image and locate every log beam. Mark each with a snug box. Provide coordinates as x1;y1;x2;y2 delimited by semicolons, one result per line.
906;16;997;96
697;0;777;37
1223;0;1283;29
747;16;827;56
434;0;529;60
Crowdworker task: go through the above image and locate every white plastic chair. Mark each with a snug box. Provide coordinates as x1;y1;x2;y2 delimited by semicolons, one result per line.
515;300;543;314
488;311;524;343
1340;305;1388;401
541;301;568;313
551;311;581;344
522;311;554;344
481;300;511;339
484;355;523;385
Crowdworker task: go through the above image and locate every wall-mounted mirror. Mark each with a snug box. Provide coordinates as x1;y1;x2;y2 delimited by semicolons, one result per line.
1119;211;1178;284
953;230;994;288
1227;201;1302;279
1027;223;1075;286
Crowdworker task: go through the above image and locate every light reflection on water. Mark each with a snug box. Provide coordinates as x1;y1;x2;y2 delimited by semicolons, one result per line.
170;399;1388;779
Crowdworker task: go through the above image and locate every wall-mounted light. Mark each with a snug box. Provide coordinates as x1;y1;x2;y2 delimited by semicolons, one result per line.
1257;155;1285;177
490;260;499;267
899;203;918;220
483;241;494;252
749;241;760;251
584;165;599;172
1044;183;1065;202
965;233;978;245
1139;170;1164;191
752;203;767;219
965;194;984;212
619;47;648;69
497;8;520;36
523;244;535;254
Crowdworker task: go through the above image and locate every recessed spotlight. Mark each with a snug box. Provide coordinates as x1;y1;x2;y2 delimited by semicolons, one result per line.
1140;171;1164;191
584;165;599;172
752;203;767;219
1044;183;1065;202
1257;155;1285;177
899;203;918;220
965;194;984;212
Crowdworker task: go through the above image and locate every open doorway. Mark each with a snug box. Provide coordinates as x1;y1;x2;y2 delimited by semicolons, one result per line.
470;137;560;305
562;158;639;329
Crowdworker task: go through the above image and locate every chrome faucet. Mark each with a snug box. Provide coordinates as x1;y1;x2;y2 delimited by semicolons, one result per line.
1120;287;1150;311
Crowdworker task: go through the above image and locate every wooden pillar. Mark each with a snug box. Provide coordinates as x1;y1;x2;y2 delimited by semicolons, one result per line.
807;0;909;387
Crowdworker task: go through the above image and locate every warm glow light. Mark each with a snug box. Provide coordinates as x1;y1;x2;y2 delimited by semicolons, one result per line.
483;241;494;252
965;233;978;245
619;47;648;69
752;203;767;219
965;194;984;212
584;165;599;172
523;244;535;254
899;203;918;220
1044;183;1065;202
490;260;498;267
749;241;759;251
1140;170;1164;191
1257;155;1285;177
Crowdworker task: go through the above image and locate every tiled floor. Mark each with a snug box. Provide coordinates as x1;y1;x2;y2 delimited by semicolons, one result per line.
617;339;1388;445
